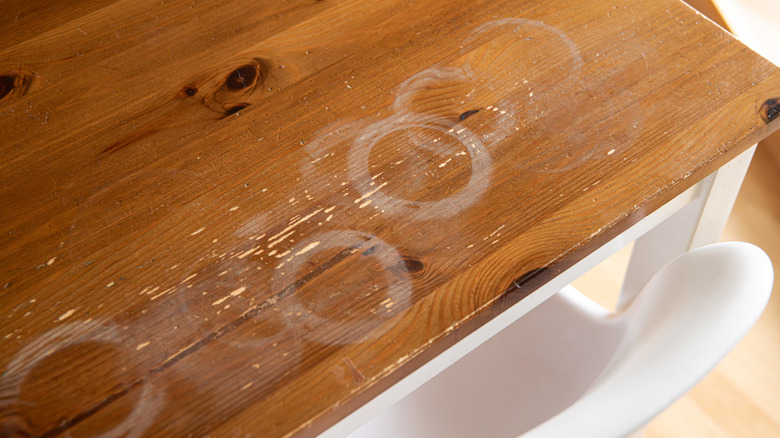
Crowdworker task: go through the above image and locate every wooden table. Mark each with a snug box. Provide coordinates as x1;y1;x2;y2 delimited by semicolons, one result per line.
2;0;779;436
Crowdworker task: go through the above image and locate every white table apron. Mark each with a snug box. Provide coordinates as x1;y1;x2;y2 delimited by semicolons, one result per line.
320;145;757;438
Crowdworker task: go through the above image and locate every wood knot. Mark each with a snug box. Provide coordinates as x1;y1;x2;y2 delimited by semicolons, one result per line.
224;59;270;92
225;103;249;116
179;85;198;97
226;65;258;90
459;109;479;121
511;267;547;289
202;58;271;115
401;257;425;274
760;98;780;123
0;75;15;100
0;70;38;102
502;267;548;302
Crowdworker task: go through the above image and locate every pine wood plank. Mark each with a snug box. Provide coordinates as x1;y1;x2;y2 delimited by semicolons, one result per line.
2;0;780;436
577;145;780;437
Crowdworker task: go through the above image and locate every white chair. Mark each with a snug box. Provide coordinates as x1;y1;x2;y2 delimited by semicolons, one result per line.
348;242;773;438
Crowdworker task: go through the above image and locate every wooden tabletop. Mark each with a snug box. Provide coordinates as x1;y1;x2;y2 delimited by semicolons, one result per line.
2;0;779;436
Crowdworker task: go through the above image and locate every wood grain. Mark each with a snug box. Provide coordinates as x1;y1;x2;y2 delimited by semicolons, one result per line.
1;0;779;436
573;144;780;437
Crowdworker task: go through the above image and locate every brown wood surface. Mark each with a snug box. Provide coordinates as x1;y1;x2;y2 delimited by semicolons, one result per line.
1;0;779;436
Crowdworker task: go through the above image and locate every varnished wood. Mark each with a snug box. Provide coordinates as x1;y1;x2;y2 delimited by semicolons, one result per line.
682;0;728;28
574;144;780;437
2;0;780;436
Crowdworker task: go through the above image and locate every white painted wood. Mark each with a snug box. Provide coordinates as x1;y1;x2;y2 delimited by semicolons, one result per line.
348;243;773;438
320;180;703;438
323;146;757;438
618;146;756;311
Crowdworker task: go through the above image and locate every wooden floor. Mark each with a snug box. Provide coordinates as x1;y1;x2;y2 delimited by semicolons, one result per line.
573;141;780;437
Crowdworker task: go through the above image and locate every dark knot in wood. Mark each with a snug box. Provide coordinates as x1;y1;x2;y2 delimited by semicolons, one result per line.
0;75;15;100
224;59;270;92
179;85;198;97
0;71;38;101
401;257;425;273
459;109;480;121
225;103;250;116
759;98;780;123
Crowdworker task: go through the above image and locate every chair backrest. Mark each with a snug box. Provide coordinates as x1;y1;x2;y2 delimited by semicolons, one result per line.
523;242;773;437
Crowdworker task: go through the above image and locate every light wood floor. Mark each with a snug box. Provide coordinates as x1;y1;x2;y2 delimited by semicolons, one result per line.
572;142;780;437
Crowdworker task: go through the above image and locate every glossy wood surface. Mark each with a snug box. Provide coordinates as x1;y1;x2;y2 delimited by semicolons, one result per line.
574;144;780;437
1;0;779;436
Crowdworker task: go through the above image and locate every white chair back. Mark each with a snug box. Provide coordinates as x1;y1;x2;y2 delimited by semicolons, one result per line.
348;242;773;438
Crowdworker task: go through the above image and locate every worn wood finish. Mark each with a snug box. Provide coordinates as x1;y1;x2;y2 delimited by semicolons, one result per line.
1;0;779;436
573;144;780;437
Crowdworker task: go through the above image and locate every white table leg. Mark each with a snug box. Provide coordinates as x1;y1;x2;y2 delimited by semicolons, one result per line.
323;146;757;438
617;145;757;311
